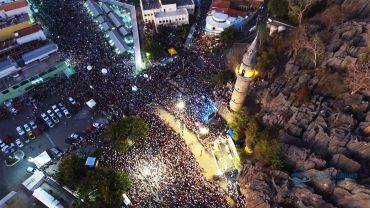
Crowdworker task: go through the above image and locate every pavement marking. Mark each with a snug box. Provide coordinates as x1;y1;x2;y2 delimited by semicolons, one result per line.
44;132;56;147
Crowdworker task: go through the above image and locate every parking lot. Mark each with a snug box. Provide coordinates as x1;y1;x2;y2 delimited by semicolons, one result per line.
0;95;102;199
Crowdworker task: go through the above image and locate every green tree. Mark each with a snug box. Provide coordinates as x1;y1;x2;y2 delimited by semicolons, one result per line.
254;139;283;169
104;116;149;152
56;155;88;189
257;23;269;45
211;70;234;86
228;109;247;141
144;34;162;60
74;168;131;208
268;0;289;19
245;117;259;148
220;27;236;45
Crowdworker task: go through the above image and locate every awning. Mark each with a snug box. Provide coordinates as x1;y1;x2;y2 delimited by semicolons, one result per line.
86;99;96;109
31;151;51;168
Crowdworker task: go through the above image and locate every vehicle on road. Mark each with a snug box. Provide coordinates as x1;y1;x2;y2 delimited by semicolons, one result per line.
51;116;59;124
16;126;25;136
63;109;71;118
23;124;31;132
93;122;104;128
29;120;37;129
15;138;23;148
27;167;36;173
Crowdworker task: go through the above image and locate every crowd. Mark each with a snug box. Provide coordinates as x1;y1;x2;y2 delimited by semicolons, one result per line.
23;0;246;207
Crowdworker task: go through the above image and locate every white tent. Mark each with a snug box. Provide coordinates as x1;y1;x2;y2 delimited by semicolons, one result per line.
22;170;45;191
86;99;96;109
30;151;51;168
101;68;108;74
122;194;131;206
33;187;63;208
87;65;93;70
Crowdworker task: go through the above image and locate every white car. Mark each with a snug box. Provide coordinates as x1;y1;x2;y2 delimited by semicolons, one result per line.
47;109;55;117
0;139;5;148
58;102;66;111
15;138;23;148
93;122;103;128
29;120;37;129
41;113;49;122
46;120;55;128
52;105;63;118
16;126;25;136
68;97;76;105
23;124;31;132
1;145;9;152
51;116;59;124
63;109;71;118
27;167;36;173
10;107;18;115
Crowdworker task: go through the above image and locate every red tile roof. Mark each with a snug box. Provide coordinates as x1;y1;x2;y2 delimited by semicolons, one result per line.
211;0;231;9
211;0;248;17
223;8;247;17
14;24;42;38
0;0;28;12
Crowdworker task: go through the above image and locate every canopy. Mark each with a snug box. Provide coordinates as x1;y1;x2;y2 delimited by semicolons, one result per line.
31;151;51;168
86;99;96;109
101;68;108;74
22;170;45;191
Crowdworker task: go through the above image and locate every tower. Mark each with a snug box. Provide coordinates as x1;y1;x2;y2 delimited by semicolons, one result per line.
229;34;258;112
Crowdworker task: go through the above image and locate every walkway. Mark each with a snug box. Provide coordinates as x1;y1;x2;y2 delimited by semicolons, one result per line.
155;106;220;180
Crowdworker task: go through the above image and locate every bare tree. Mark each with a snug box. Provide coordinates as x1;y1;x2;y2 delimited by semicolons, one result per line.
292;31;325;68
288;0;315;26
347;57;370;95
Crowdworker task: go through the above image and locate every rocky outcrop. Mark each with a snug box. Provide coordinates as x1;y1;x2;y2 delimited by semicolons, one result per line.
332;180;370;208
329;154;361;172
282;144;326;170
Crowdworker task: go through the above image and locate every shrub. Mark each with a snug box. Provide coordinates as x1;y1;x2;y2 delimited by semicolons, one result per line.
268;0;289;20
254;139;283;169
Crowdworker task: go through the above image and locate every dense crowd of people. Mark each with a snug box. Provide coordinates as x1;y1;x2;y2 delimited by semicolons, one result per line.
21;0;246;207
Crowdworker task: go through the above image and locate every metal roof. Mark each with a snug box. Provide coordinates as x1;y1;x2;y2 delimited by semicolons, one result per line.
86;0;103;17
108;12;124;28
108;30;129;53
22;43;58;64
0;58;17;73
101;3;112;14
101;22;113;31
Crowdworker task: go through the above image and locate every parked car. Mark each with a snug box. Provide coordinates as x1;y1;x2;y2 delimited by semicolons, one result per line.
1;145;9;152
29;120;37;129
0;139;5;148
93;122;104;129
58;102;66;111
16;126;25;136
27;167;36;173
48;147;62;158
10;107;18;115
65;138;78;145
63;109;71;118
47;109;55;117
41;113;49;122
51;116;59;124
68;97;76;105
15;138;23;148
27;131;35;140
46;120;55;128
22;135;30;143
23;124;31;132
4;147;16;155
52;105;63;118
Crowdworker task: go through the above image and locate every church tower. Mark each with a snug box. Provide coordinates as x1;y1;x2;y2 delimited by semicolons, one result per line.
229;34;259;112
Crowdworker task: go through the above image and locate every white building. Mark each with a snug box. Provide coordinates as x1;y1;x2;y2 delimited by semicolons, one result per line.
140;0;194;28
15;24;47;45
0;0;31;18
205;10;246;36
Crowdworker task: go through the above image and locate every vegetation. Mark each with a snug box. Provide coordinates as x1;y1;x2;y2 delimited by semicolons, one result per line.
287;0;315;26
268;0;289;20
211;70;234;86
56;155;131;208
257;23;269;45
220;27;236;45
228;109;247;141
104;116;149;152
254;139;283;169
316;68;347;97
144;33;162;60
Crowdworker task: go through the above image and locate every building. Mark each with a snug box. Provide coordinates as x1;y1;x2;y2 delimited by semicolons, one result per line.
140;0;194;28
0;58;19;79
229;34;258;112
15;24;47;45
205;10;245;36
22;43;58;64
0;13;31;41
0;0;31;19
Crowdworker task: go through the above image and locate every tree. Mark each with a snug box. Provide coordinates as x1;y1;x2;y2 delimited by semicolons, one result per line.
254;139;283;169
268;0;289;19
104;116;149;152
56;155;88;189
288;0;315;26
346;55;370;95
74;168;131;208
144;33;162;60
292;32;325;68
228;108;247;141
244;117;259;148
220;27;236;45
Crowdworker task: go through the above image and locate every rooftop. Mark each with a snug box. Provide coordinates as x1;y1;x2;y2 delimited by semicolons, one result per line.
141;0;161;10
0;13;29;30
0;58;17;73
22;43;58;63
0;0;28;12
155;8;188;17
14;24;42;38
161;0;177;5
